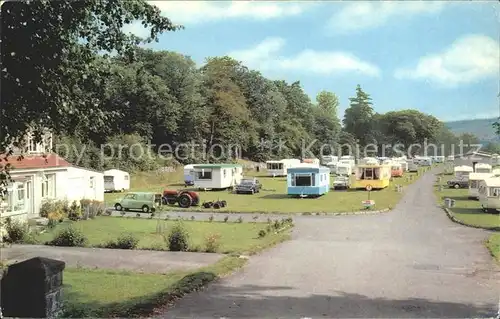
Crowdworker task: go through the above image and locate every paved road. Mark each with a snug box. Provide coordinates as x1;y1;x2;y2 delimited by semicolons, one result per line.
2;245;223;274
160;169;500;318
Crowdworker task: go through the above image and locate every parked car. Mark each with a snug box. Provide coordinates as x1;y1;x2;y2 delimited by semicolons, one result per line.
235;177;262;194
447;179;469;189
114;192;160;213
333;175;351;190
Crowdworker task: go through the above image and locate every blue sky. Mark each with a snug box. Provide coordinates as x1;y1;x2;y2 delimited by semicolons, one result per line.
125;1;499;122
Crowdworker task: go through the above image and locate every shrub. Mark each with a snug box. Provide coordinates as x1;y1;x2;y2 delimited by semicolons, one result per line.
236;216;243;223
3;218;29;243
204;233;221;253
104;233;139;249
136;213;141;218
67;201;82;221
164;222;189;251
47;211;64;223
266;225;272;233
208;215;214;222
258;229;266;238
273;220;281;230
40;199;69;218
47;227;87;247
191;216;195;221
223;216;229;222
81;200;104;219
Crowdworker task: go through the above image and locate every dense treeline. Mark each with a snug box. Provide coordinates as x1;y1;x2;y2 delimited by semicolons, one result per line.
2;0;497;175
55;48;492;171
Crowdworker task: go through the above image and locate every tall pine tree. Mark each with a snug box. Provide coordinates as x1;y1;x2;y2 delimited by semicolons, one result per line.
343;85;374;146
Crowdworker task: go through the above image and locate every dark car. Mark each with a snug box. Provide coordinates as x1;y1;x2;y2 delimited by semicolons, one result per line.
235;178;262;194
447;179;469;189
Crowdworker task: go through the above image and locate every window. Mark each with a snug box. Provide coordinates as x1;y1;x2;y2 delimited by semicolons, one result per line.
293;173;313;187
223;169;227;178
267;163;283;170
41;179;48;197
41;174;55;198
89;177;95;188
197;171;212;180
362;168;374;180
124;175;129;180
17;184;25;201
470;180;478;188
124;194;136;200
492;188;500;197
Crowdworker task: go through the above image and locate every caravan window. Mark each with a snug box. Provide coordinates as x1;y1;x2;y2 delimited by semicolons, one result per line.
104;176;113;182
197;171;212;180
223;169;227;178
470;180;478;188
267;162;283;170
292;173;315;187
124;175;129;180
491;187;500;197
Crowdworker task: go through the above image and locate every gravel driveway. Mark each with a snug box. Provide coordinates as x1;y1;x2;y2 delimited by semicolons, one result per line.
160;169;500;318
2;245;223;273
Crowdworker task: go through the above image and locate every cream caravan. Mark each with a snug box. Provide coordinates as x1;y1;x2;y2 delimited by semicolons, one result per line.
478;177;500;213
454;165;473;180
266;159;301;177
468;172;494;199
474;163;492;174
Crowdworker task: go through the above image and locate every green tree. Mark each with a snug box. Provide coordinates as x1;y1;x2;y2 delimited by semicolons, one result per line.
343;85;374;146
313;91;341;156
1;0;180;195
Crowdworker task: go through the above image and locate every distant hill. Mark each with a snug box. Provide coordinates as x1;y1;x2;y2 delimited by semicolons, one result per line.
446;117;499;143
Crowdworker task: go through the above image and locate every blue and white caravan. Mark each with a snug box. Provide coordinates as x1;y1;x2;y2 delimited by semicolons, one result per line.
287;166;330;198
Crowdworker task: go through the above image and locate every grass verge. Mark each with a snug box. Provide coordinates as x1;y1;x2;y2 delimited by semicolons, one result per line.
35;216;292;255
433;174;500;229
62;256;247;318
486;233;500;262
105;167;429;214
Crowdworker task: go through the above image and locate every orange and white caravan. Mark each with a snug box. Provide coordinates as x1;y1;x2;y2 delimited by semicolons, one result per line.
390;162;403;177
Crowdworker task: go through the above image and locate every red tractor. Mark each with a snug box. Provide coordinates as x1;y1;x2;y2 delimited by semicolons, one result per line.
162;189;200;208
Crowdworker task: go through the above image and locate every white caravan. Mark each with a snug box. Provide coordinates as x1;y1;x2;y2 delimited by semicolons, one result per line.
103;169;130;192
408;161;418;172
454;165;473;180
192;164;243;189
474;163;492;174
433;156;445;163
468;172;494;199
359;157;377;165
266;159;301;177
321;155;338;165
478;177;500;213
336;163;352;176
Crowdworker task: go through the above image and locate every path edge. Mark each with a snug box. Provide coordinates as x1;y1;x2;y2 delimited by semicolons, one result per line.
442;207;500;232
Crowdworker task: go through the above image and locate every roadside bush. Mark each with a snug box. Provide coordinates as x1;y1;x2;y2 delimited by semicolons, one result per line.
40;199;69;218
236;216;243;223
103;233;139;249
46;227;87;247
208;215;214;222
258;229;266;238
273;220;281;230
164;222;189;251
2;218;29;243
223;216;229;222
204;233;221;253
80;199;104;219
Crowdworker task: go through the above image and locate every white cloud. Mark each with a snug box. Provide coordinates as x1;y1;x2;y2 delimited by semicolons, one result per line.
228;37;381;77
148;1;309;25
394;34;500;87
327;1;446;33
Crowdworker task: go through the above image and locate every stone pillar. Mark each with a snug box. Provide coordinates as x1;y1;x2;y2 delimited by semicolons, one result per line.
1;257;65;318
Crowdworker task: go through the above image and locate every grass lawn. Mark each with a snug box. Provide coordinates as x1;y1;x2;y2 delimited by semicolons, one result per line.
36;216;291;255
486;233;500;262
62;256;246;317
104;167;429;214
433;174;500;228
